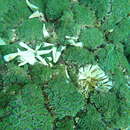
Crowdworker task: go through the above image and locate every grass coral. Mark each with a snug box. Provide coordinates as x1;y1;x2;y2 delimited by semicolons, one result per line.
0;0;130;129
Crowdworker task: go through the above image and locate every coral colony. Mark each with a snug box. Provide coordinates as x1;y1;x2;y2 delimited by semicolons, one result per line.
0;0;130;129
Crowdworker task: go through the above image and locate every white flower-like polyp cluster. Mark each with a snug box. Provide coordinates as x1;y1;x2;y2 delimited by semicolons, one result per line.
3;42;52;66
78;64;112;97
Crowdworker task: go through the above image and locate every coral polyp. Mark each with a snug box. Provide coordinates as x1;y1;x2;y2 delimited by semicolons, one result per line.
78;64;112;97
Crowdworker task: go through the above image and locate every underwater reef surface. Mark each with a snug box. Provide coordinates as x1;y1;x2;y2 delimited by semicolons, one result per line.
0;0;130;129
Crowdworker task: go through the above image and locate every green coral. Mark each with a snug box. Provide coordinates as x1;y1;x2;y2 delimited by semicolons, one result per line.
0;43;19;55
101;0;130;31
45;76;85;119
17;19;43;42
63;46;95;65
88;0;111;20
90;68;130;129
124;38;130;57
0;0;130;129
0;0;31;43
111;72;130;128
79;28;104;49
0;0;30;27
55;117;74;130
0;84;53;130
79;0;91;5
46;0;70;20
0;84;20;108
95;44;130;73
90;92;119;126
0;63;30;108
2;63;30;86
110;0;130;23
0;0;10;16
56;10;80;44
108;17;130;43
29;64;53;85
30;0;47;13
76;104;106;130
72;4;96;26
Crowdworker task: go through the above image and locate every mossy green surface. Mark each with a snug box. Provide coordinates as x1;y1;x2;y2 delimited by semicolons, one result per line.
45;75;85;119
79;28;104;49
46;0;70;20
0;84;53;130
0;0;130;129
63;46;95;65
17;19;43;42
72;4;96;26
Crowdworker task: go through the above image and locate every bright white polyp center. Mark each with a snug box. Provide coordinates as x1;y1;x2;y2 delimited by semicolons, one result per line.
78;64;112;96
19;51;36;65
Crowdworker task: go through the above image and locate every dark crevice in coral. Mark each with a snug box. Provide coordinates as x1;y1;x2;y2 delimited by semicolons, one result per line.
42;83;55;118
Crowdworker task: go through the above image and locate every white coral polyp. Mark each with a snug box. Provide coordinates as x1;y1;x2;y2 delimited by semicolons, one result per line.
17;50;36;66
65;35;83;48
43;24;50;38
78;64;112;97
26;0;39;10
3;42;52;66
